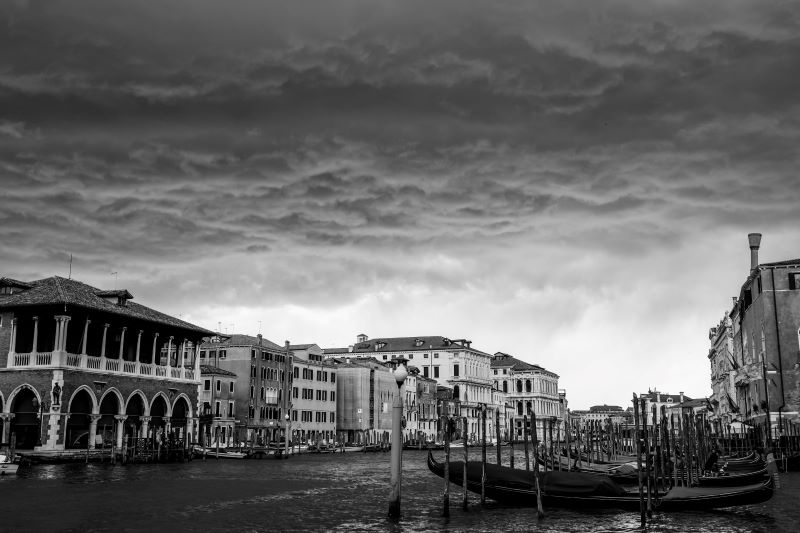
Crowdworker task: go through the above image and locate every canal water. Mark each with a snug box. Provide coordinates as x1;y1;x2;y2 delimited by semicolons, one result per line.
2;449;799;532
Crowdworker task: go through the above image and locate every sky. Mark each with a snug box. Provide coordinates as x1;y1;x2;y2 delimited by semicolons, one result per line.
2;0;799;410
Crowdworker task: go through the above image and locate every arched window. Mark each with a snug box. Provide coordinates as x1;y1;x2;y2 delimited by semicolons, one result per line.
453;385;460;401
526;401;532;414
516;380;522;393
517;401;523;416
525;379;532;393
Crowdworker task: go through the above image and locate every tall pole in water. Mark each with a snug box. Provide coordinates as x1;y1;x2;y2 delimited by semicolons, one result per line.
388;357;408;519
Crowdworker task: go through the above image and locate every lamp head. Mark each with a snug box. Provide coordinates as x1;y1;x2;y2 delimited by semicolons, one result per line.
389;356;408;385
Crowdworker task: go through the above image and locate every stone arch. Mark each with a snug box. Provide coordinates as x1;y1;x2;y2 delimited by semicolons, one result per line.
124;391;147;440
99;388;125;415
150;391;171;417
170;394;192;441
125;390;150;415
172;393;193;418
65;387;97;449
66;385;98;414
7;384;41;449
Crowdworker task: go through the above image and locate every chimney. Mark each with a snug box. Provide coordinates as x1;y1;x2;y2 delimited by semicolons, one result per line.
656;392;661;403
748;233;762;271
679;391;684;403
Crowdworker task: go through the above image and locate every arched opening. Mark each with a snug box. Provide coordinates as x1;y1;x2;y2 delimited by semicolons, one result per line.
9;388;39;449
97;393;120;446
502;381;508;393
516;401;523;416
65;389;94;449
150;395;169;439
452;385;460;401
525;379;532;393
171;397;189;441
125;394;146;440
516;380;522;393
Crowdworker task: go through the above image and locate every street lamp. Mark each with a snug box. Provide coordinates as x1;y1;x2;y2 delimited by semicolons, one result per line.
284;413;290;458
388;357;408;519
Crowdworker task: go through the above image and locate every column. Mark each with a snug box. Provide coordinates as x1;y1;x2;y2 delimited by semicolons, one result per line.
61;316;71;353
151;332;160;365
140;416;151;439
6;318;17;368
118;327;127;360
53;316;63;353
0;413;14;444
100;324;109;358
31;316;39;354
186;417;195;445
114;415;127;450
179;339;186;379
135;330;142;363
81;319;90;355
88;414;102;450
163;416;172;436
166;336;173;370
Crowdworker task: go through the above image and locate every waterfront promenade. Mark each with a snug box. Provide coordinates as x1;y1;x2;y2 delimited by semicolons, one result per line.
2;449;799;532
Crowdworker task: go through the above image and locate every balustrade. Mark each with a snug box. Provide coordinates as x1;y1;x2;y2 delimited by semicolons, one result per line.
7;351;196;382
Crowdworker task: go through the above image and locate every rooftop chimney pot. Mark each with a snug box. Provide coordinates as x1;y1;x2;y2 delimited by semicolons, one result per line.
748;233;762;271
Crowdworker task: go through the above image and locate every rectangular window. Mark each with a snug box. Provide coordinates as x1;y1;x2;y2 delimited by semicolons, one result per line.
408;354;413;359
790;272;800;290
216;380;221;392
219;350;226;359
434;353;439;358
424;353;429;358
434;366;439;378
251;349;256;358
250;385;254;399
215;401;221;417
293;387;298;399
331;373;336;383
228;401;234;417
204;379;211;391
229;382;234;393
453;364;460;377
200;350;206;359
423;367;429;378
331;391;335;402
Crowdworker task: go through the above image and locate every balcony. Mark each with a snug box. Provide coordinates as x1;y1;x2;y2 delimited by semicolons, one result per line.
7;350;197;382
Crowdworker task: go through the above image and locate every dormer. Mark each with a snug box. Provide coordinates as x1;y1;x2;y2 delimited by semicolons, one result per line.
0;277;33;296
414;338;424;347
357;333;368;343
375;341;387;351
95;289;134;307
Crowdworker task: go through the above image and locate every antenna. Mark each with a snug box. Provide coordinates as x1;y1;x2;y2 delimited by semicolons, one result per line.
111;271;118;289
68;254;73;279
258;321;262;335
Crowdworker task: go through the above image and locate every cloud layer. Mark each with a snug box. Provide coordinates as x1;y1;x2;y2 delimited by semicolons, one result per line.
2;0;799;408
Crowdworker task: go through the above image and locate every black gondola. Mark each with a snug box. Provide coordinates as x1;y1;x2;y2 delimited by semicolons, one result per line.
427;450;774;511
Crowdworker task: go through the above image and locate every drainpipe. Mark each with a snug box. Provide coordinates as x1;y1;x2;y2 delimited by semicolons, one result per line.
770;267;786;434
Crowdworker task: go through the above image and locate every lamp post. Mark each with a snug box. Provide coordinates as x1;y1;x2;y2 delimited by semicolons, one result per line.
388;357;408;519
284;413;290;458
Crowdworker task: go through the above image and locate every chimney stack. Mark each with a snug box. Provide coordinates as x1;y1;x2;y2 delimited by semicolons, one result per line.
679;391;684;403
748;233;762;271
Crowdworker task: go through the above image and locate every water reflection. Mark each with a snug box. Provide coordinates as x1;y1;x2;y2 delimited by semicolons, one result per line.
1;449;798;532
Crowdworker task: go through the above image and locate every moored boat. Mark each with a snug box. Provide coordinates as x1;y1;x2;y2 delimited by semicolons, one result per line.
427;450;774;511
1;453;20;475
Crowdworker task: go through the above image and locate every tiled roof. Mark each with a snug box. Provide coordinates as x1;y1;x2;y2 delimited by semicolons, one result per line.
345;335;491;357
202;333;283;351
0;277;33;289
199;364;237;377
760;259;800;267
0;276;214;335
288;344;316;350
323;347;351;354
491;352;548;373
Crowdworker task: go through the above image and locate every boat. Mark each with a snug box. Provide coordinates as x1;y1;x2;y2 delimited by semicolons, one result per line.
696;467;769;487
191;445;251;459
1;453;19;476
427;451;774;511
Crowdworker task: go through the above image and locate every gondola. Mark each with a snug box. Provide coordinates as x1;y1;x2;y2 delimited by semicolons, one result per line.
427;450;774;511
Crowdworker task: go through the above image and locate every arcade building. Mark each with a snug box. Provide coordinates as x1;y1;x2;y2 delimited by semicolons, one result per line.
0;276;214;452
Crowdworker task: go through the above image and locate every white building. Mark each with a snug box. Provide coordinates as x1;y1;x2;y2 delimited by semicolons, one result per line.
289;344;337;446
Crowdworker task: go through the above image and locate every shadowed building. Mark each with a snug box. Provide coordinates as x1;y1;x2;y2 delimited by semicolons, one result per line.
0;276;213;451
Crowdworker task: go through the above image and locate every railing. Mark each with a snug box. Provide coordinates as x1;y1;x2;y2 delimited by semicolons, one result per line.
8;352;197;383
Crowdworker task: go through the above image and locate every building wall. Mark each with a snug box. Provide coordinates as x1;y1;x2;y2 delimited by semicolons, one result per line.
291;359;337;443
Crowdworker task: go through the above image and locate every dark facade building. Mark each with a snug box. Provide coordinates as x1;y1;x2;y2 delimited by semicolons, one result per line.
0;276;213;451
727;234;800;435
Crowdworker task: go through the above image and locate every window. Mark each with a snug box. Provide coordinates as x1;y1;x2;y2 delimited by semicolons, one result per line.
229;382;235;393
493;369;497;375
382;355;387;360
331;391;335;402
216;380;221;392
424;353;429;359
251;349;256;359
433;366;439;378
293;367;299;378
250;385;254;399
228;401;234;416
434;353;439;358
423;367;429;378
409;354;413;359
293;387;298;398
790;272;800;290
331;373;335;383
215;401;221;417
200;350;206;359
204;379;211;391
453;364;459;377
219;350;227;359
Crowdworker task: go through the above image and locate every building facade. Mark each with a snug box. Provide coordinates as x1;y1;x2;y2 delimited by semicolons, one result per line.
0;276;212;451
289;344;337;445
200;334;292;445
708;312;738;426
330;357;396;445
726;234;800;435
325;334;496;445
198;364;238;447
491;352;562;442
